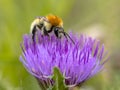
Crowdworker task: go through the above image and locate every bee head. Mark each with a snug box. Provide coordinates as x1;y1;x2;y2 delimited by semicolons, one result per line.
52;26;64;38
53;26;75;44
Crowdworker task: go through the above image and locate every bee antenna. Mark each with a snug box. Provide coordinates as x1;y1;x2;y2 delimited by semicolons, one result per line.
63;32;75;45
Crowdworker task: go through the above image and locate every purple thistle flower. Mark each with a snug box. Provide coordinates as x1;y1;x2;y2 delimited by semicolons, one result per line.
20;31;107;89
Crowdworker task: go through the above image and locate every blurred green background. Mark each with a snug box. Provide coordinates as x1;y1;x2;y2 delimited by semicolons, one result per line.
0;0;120;90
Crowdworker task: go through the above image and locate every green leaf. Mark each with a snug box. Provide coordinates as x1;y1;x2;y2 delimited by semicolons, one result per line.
50;67;68;90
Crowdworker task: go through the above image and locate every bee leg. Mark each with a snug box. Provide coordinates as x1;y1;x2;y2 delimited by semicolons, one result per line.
43;27;49;36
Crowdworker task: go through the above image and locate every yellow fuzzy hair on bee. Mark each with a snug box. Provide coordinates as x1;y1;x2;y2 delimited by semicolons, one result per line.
46;14;63;27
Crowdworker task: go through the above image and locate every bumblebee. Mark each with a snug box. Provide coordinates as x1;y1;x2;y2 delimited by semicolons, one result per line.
30;14;74;44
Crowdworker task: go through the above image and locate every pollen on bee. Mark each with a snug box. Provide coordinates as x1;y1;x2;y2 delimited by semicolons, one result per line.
46;14;63;27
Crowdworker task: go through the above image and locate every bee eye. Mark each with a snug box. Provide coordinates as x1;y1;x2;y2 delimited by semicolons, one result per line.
54;27;59;31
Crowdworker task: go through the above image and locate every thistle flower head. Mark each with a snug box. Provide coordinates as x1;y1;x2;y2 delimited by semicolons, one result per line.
20;31;107;89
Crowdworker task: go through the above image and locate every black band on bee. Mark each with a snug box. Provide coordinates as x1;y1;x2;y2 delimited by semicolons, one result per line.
32;25;42;41
47;26;53;33
36;24;43;29
43;27;49;36
32;26;37;41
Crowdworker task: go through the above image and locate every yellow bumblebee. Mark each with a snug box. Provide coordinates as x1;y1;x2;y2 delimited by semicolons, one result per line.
30;14;74;44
